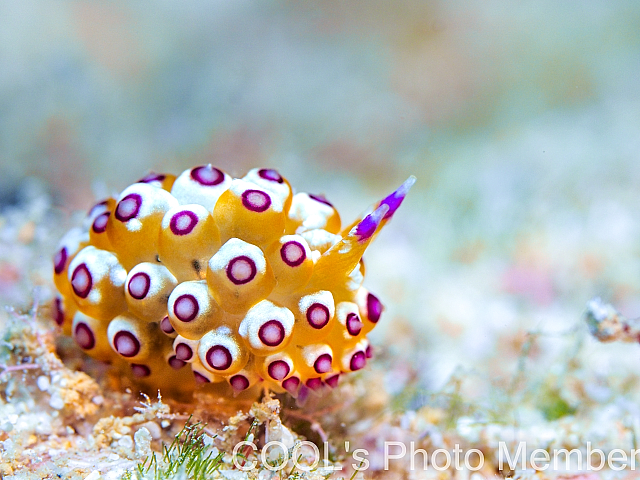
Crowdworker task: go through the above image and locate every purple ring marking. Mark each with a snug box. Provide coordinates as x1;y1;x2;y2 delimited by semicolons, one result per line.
54;247;67;275
346;313;363;336
282;376;300;393
306;304;330;329
267;360;290;380
74;322;95;350
194;371;210;384
168;355;186;370
191;165;224;186
308;194;333;207
127;272;150;300
241;189;271;213
173;294;199;322
160;316;175;335
325;374;340;389
306;377;324;391
71;263;92;299
206;345;232;370
131;364;151;378
113;331;141;358
350;351;366;371
230;374;250;392
280;241;306;267
169;210;198;236
53;297;64;326
367;293;382;323
258;168;284;183
87;199;109;216
174;343;193;361
115;193;142;222
365;344;373;359
226;256;257;285
258;320;285;347
92;212;110;234
314;353;332;374
138;173;166;184
297;386;309;403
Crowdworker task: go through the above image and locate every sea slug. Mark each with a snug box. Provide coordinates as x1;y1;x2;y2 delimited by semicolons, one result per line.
52;166;414;398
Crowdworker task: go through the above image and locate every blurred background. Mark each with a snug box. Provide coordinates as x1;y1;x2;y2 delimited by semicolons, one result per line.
2;1;640;398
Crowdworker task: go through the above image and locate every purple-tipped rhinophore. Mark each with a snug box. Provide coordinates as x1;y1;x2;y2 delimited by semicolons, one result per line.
71;263;93;298
206;345;232;370
54;247;67;275
131;364;151;378
366;293;383;323
280;241;306;267
306;377;324;391
191;165;224;186
314;353;332;374
282;376;300;394
308;194;333;207
241;189;271;212
115;193;142;222
92;212;110;233
379;176;416;220
350;351;366;371
74;322;95;350
226;256;257;285
325;374;340;389
353;204;389;242
53;298;64;326
170;210;198;236
258;320;285;347
268;360;290;380
175;343;193;361
346;313;363;336
173;294;199;322
128;272;150;299
168;355;186;370
160;316;175;335
306;303;330;329
258;168;284;183
113;331;141;357
230;374;250;392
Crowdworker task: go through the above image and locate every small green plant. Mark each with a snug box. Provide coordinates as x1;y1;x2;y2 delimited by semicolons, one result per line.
539;387;576;421
127;416;224;480
230;417;259;469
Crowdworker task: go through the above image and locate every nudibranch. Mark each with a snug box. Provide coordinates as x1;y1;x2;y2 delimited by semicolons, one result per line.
52;166;414;398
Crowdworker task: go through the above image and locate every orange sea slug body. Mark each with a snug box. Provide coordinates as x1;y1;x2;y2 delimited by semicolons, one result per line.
52;166;414;398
